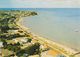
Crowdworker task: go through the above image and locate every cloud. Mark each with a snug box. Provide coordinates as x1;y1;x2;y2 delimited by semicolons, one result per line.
11;0;80;8
1;0;80;8
0;0;14;8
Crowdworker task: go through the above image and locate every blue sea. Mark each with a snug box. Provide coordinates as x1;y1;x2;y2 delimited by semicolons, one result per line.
0;8;80;51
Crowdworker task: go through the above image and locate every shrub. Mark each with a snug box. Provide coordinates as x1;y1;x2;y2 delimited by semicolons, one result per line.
16;42;40;56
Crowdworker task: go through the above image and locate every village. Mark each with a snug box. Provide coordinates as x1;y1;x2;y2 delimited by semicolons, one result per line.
0;10;76;57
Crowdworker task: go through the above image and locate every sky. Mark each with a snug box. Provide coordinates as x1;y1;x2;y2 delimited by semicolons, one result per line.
0;0;80;8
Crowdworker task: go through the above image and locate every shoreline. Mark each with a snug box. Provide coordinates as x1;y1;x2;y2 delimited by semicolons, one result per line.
17;16;78;56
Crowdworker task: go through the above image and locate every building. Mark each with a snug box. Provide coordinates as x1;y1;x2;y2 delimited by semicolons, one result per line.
0;42;3;57
13;37;28;44
0;42;3;48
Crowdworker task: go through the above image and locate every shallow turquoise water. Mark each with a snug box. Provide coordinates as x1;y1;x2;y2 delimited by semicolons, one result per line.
22;8;80;51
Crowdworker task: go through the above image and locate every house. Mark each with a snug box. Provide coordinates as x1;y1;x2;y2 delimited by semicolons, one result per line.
56;54;66;57
29;55;39;57
13;37;29;44
23;53;28;57
0;42;3;48
8;30;18;33
0;49;2;56
0;42;3;57
13;39;18;43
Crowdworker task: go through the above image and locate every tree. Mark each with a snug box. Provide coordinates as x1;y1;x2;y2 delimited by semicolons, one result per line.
16;42;40;56
3;41;7;48
25;42;40;55
27;38;32;43
16;42;20;46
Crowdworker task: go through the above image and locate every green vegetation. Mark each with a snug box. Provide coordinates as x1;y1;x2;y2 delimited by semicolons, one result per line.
2;40;21;51
0;10;68;57
0;10;42;57
16;42;40;57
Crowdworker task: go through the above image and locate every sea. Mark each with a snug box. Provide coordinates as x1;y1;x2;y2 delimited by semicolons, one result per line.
0;8;80;51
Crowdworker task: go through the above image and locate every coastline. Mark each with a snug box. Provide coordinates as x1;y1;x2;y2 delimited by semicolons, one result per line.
0;10;79;57
17;16;78;57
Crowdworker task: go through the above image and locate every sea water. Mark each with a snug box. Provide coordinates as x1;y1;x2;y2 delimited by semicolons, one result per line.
22;8;80;51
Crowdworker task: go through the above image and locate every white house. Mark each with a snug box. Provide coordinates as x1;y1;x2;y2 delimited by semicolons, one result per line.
13;37;28;44
0;42;3;56
0;42;3;48
8;30;18;33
